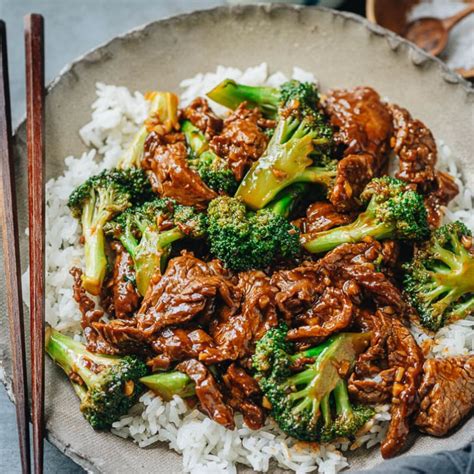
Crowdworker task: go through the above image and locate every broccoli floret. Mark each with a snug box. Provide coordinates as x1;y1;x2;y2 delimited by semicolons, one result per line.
206;186;302;271
207;79;335;210
182;120;237;194
117;91;179;169
206;79;319;119
403;221;474;331
253;325;374;442
105;198;205;295
68;168;152;295
45;328;147;429
303;176;430;254
236;113;335;210
140;371;196;401
320;379;375;442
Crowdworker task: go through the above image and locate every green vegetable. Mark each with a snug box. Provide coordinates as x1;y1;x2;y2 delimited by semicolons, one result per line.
67;168;152;295
117;91;179;169
105;198;206;295
46;328;148;430
208;79;335;210
206;185;303;271
182;120;237;194
303;176;430;254
207;79;320;119
253;325;374;442
403;221;474;331
140;372;196;401
235;113;335;210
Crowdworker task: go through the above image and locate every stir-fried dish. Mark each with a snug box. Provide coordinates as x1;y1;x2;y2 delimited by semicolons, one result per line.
46;79;474;460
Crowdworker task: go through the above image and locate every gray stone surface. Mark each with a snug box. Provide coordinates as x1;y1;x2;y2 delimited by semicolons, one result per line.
0;2;221;472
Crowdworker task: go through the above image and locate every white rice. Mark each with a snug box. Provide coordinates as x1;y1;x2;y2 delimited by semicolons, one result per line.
24;63;473;473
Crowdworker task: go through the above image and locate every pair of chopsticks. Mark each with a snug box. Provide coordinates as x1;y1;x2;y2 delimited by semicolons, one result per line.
0;14;45;474
0;20;31;474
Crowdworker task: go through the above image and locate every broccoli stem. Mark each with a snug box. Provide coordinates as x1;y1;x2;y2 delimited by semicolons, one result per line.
182;120;220;166
291;391;316;413
334;379;352;417
451;298;474;319
118;127;148;170
303;216;394;254
289;337;333;363
157;227;186;248
82;225;107;296
134;227;184;295
182;120;209;155
118;92;179;169
46;326;83;376
287;369;318;387
433;287;469;315
431;243;474;293
236;118;333;210
297;166;335;186
207;79;280;117
320;394;332;428
140;372;196;401
117;227;139;258
46;327;113;387
266;183;308;218
182;119;238;194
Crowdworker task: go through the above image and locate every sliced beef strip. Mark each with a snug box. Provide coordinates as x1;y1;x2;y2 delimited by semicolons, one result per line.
272;258;365;344
424;170;460;228
222;363;265;430
136;252;240;337
210;102;273;181
349;308;424;459
147;327;215;371
70;267;115;354
199;270;278;364
324;86;392;158
314;239;405;312
71;266;151;355
176;359;235;430
330;153;384;212
90;319;150;356
388;104;459;227
388;103;437;186
106;241;140;319
271;262;325;323
294;201;356;235
323;87;392;211
287;287;354;342
273;240;402;341
142;131;216;208
181;97;223;139
415;355;474;437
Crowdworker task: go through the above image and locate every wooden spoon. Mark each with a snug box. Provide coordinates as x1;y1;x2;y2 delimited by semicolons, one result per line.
404;4;474;56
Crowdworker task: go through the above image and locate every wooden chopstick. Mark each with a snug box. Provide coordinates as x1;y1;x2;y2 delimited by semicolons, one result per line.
24;13;45;474
0;20;31;474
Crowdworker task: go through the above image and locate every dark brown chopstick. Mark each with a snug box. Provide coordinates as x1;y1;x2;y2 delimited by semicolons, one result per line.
25;13;45;474
0;20;31;474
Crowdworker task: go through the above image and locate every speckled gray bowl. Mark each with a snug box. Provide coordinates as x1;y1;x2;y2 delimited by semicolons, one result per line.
1;5;473;473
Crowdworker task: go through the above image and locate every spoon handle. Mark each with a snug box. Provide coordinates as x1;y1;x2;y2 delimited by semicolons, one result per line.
442;4;474;32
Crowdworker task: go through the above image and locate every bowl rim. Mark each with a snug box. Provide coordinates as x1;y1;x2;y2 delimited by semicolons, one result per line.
10;1;473;136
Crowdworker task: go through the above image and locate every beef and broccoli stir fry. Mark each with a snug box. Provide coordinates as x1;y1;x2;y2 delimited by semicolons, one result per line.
46;79;474;460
